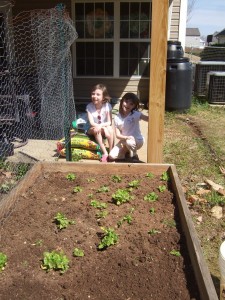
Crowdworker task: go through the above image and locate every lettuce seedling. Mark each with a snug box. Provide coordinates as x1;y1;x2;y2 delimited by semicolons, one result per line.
97;185;110;193
148;229;161;235
66;173;76;181
73;186;83;193
41;250;69;274
112;189;133;205
128;180;140;189
111;175;122;183
98;227;119;250
73;248;84;257
0;252;7;271
90;200;107;209
54;212;75;230
170;249;181;257
144;192;158;202
146;172;154;179
158;185;167;192
161;171;169;181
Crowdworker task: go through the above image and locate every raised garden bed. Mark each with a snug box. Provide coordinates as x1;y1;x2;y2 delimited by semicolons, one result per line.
0;162;218;299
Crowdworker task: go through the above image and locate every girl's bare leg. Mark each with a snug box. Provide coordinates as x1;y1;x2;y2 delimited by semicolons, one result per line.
103;126;114;152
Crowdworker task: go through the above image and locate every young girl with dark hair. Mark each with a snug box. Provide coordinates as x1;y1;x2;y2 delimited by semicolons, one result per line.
109;92;148;161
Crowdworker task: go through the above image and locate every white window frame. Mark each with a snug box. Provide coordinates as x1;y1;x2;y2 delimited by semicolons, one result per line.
71;0;152;79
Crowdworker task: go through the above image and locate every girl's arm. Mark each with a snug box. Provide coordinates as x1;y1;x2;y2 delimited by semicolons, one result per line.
140;113;149;122
87;110;100;127
114;126;134;141
100;104;112;127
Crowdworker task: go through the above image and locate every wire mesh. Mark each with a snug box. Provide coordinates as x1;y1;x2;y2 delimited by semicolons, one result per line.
0;3;78;160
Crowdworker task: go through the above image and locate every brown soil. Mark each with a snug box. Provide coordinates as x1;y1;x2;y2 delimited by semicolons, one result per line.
0;171;200;300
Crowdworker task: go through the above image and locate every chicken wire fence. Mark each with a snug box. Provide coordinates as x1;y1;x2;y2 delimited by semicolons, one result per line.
0;3;78;161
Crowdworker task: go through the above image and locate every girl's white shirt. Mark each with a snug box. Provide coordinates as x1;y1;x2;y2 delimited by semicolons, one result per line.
86;102;112;124
114;110;144;141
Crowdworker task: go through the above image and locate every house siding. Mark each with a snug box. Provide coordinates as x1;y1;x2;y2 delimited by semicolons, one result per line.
169;0;180;40
9;0;182;105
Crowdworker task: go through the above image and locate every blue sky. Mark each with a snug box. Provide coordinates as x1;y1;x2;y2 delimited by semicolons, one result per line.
187;0;225;37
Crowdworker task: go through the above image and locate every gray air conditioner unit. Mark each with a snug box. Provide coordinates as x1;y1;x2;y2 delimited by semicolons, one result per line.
194;61;225;96
206;71;225;104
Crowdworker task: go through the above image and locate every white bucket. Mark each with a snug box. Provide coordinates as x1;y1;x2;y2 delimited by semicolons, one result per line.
219;241;225;299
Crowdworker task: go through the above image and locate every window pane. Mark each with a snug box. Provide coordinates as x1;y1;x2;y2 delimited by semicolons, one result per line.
86;59;95;75
76;42;113;76
86;43;95;58
105;43;113;58
139;59;149;76
77;59;85;75
141;3;150;20
120;3;129;20
120;59;128;76
75;3;84;21
76;43;85;58
120;42;150;77
120;2;151;39
96;59;104;75
140;21;149;38
105;59;113;75
120;43;129;58
120;21;129;38
96;43;104;58
130;3;139;20
75;21;85;38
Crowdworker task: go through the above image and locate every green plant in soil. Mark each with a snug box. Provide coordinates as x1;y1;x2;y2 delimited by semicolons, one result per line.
162;218;176;228
0;252;7;271
149;207;155;215
111;175;122;183
66;173;76;181
144;192;158;202
54;212;75;230
88;193;94;199
90;200;107;209
170;249;181;257
161;171;169;181
205;190;225;207
148;229;161;235
128;180;140;189
97;185;110;193
158;185;167;192
112;189;134;205
98;227;119;250
15;163;30;180
41;250;69;274
146;172;154;179
0;183;11;193
96;210;108;219
73;248;84;257
73;186;83;193
117;208;134;227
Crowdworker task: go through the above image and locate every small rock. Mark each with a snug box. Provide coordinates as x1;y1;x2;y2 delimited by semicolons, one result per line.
211;206;223;219
196;216;203;223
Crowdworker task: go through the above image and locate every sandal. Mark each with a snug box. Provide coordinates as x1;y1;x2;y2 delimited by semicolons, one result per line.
100;154;108;162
